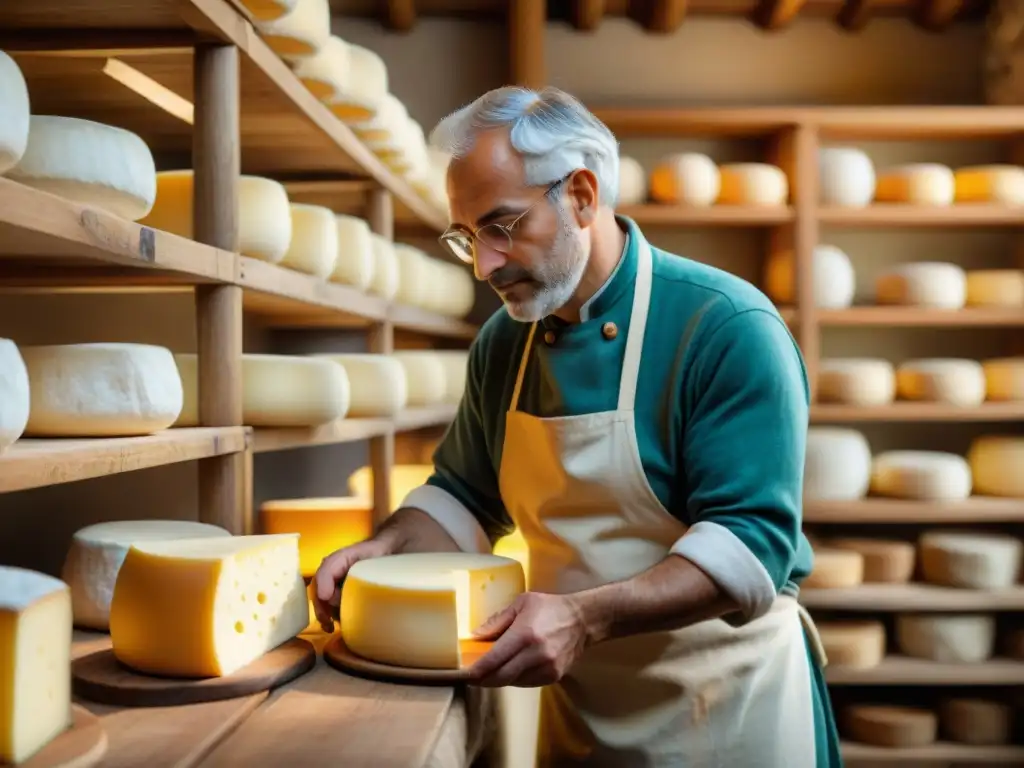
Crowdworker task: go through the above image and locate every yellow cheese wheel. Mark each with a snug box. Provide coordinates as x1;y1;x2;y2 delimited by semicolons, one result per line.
717;163;788;206
895;358;986;407
802;548;864;589
260;497;373;578
279;203;338;278
238;0;296;21
842;705;937;748
965;270;1024;308
827;538;916;584
254;0;330;61
967;435;1024;497
875;163;954;205
818;620;886;668
983;357;1024;401
953;164;1024;206
649;153;719;206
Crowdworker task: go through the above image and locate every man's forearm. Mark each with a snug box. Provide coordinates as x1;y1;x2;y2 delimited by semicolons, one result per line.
375;507;464;553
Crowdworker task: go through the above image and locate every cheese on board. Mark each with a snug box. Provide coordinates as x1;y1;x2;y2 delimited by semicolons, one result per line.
368;233;399;300
290;35;350;101
982;357;1024;401
140;171;292;264
817;359;895;406
348;464;433;504
717;163;788;206
238;0;297;20
649;153;719;207
328;44;388;123
20;343;183;437
965;269;1024;307
254;0;329;61
61;520;231;631
896;613;995;663
0;52;29;175
841;705;937;749
875;262;966;309
827;538;916;584
895;358;986;407
763;244;855;309
967;435;1024;497
940;698;1012;746
0;340;29;453
870;451;972;501
919;530;1023;590
804;428;873;501
279;203;338;278
817;620;886;668
874;163;955;205
819;147;875;207
330;214;375;291
618;156;646;206
953;165;1024;205
259;497;373;578
7;116;156;221
0;566;72;765
391;352;448;407
317;354;407;417
802;548;864;589
435;350;470;403
174;353;350;428
340;552;526;669
109;534;309;678
394;243;433;308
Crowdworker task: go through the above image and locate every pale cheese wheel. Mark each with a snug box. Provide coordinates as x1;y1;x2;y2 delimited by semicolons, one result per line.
279;203;338;278
875;262;966;309
870;451;972;501
918;530;1022;590
435;351;470;403
953;164;1024;206
8;116;156;221
0;339;30;453
763;244;855;309
329;214;375;290
617;156;646;206
357;95;408;157
415;259;449;315
329;44;388;123
428;259;475;318
802;548;864;589
255;0;330;61
982;357;1024;401
965;269;1024;307
818;620;885;668
174;353;350;428
238;0;297;20
940;698;1012;746
895;358;986;407
318;354;407;417
804;428;873;501
967;435;1024;497
819;147;875;207
62;519;230;630
0;51;30;174
391;352;447;407
717;163;788;206
21;343;183;437
649;153;719;207
828;538;916;584
368;233;399;300
140;171;292;264
817;359;895;406
394;243;432;308
290;35;350;101
896;613;995;663
260;497;373;578
875;163;955;206
842;705;937;749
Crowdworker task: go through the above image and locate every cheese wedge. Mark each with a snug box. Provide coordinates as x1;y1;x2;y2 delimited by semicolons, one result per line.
259;497;373;578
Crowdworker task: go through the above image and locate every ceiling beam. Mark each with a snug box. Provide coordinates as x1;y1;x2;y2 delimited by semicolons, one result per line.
913;0;964;31
571;0;605;30
752;0;807;30
837;0;873;30
628;0;688;33
383;0;416;31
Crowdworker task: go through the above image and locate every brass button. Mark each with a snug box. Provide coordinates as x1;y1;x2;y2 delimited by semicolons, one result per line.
602;322;618;340
544;330;557;345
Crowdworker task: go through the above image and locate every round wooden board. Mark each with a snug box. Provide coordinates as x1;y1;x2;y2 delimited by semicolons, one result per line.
18;705;107;768
323;635;492;685
72;637;316;707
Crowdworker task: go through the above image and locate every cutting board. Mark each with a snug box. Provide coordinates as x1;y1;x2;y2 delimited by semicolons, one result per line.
17;705;107;768
323;635;492;684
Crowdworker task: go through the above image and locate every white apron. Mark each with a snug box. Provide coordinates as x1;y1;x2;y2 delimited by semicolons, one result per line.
495;236;821;767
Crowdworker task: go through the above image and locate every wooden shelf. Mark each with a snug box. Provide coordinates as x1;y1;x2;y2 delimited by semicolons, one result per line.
801;584;1024;611
620;204;794;226
826;657;1024;685
820;205;1024;227
810;403;1024;422
842;741;1024;765
818;308;1024;327
803;498;1024;523
395;404;459;431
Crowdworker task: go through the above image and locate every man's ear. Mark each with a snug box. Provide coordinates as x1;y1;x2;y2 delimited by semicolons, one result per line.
567;168;600;228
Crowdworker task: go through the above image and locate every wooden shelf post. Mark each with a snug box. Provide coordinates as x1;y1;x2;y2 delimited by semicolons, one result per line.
509;0;546;87
793;121;821;401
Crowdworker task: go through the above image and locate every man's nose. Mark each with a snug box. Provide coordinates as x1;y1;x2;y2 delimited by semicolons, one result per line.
473;242;507;281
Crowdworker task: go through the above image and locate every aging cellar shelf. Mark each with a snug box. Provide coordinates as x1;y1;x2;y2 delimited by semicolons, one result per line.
803;499;1024;523
842;742;1024;765
800;584;1024;611
825;657;1024;685
810;403;1024;422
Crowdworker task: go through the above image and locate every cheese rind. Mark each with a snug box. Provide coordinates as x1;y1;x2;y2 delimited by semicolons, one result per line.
238;0;297;20
895;358;986;407
717;163;788;206
803;548;864;589
982;357;1024;401
953;164;1024;206
393;244;433;308
919;530;1023;590
0;339;30;453
940;698;1012;745
368;233;399;300
0;52;30;174
279;203;338;278
896;613;995;663
332;215;375;290
842;705;937;748
317;354;407;417
435;351;470;403
763;244;854;309
618;156;646;206
965;269;1024;308
967;435;1024;497
875;262;966;309
290;35;350;101
818;620;886;668
260;497;373;578
255;0;330;61
817;359;895;406
827;538;916;584
870;451;972;501
804;428;873;501
328;45;388;123
649;153;719;207
819;147;875;207
392;352;448;407
875;163;955;205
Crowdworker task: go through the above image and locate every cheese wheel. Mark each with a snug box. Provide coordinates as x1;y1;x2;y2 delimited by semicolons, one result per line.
368;233;399;300
804;428;873;501
329;44;388;123
919;530;1023;590
20;343;183;437
875;262;966;309
260;497;373;578
140;171;292;264
279;203;338;278
817;359;895;406
802;548;864;589
0;566;72;764
649;153;719;206
255;0;330;61
818;620;886;668
819;147;875;207
61;520;231;630
318;354;407;417
763;244;855;309
617;156;646;206
238;0;297;20
953;164;1024;206
717;163;788;206
7;116;156;221
391;352;447;407
340;552;526;669
965;269;1024;307
436;261;476;318
109;534;309;677
982;357;1024;401
0;52;30;174
0;339;30;453
967;435;1024;497
394;243;432;308
290;35;350;101
351;93;404;143
828;538;916;584
870;451;972;501
875;163;955;205
435;351;470;403
895;358;986;407
896;614;995;663
842;705;937;749
328;214;374;290
940;698;1012;745
348;463;434;504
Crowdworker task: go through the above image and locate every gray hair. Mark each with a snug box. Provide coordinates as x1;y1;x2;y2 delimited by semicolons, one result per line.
428;86;621;208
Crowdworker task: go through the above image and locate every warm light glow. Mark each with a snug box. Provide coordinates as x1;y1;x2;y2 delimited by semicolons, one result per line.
260;496;373;578
494;528;530;581
348;464;434;508
102;58;194;125
452;570;471;639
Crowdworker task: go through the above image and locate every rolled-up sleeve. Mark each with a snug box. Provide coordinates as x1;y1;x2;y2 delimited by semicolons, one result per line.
670;308;809;623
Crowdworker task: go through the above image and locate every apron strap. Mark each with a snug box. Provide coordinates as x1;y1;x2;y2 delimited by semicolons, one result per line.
510;321;538;412
617;238;654;412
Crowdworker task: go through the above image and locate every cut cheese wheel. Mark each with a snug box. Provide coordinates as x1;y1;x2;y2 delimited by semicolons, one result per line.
368;233;399;300
819;147;875;208
875;163;955;205
827;538;916;584
340;552;526;669
260;497;373;578
717;163;788;206
919;530;1023;590
763;244;854;309
842;705;937;748
804;428;873;501
348;464;433;505
965;269;1024;308
649;153;719;206
953;164;1024;206
255;0;329;61
870;451;972;501
940;698;1012;745
61;520;230;631
802;548;864;589
0;339;30;453
174;353;350;428
896;613;995;663
20;343;183;437
817;620;885;668
875;262;966;309
8;116;156;221
328;45;388;123
237;0;297;20
318;354;407;417
982;357;1024;401
331;214;375;290
0;52;30;175
617;156;646;206
967;435;1024;497
817;359;895;406
394;244;432;308
895;358;986;407
0;566;72;764
280;203;338;278
109;534;309;677
140;171;292;264
392;352;447;407
290;35;350;101
435;351;470;403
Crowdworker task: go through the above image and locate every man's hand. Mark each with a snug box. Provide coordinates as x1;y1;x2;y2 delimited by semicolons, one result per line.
312;537;394;633
466;592;589;688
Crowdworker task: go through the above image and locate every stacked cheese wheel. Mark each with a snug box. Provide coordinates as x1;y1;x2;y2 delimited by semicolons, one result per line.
873;161;1024;206
876;263;1024;309
644;153;789;207
391;350;469;406
840;699;1017;750
392;242;476;318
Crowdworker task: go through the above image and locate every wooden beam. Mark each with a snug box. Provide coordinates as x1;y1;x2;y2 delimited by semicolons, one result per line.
509;0;546;88
752;0;806;30
384;0;416;31
837;0;873;30
571;0;605;30
913;0;964;31
633;0;688;33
